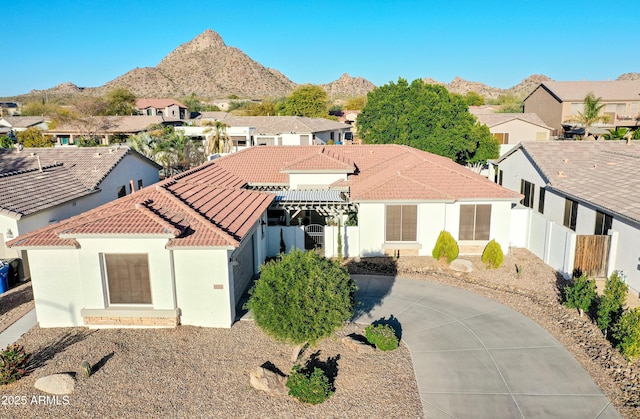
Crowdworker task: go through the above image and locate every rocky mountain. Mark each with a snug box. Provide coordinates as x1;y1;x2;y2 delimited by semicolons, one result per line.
423;74;553;100
321;73;377;99
617;72;640;81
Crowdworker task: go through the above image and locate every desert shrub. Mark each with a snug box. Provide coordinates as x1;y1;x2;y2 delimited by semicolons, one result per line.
246;249;356;345
0;344;30;385
564;273;597;317
613;308;640;363
286;365;333;404
365;324;399;351
432;231;458;263
481;239;504;269
597;271;628;335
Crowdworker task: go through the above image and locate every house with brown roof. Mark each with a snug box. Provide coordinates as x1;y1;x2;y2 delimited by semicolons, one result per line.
523;80;640;136
495;141;640;296
469;109;553;155
0;116;49;135
135;99;188;120
8;144;520;329
0;146;161;280
46;115;181;146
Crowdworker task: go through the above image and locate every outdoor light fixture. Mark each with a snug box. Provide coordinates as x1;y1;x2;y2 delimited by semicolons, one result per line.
5;229;13;239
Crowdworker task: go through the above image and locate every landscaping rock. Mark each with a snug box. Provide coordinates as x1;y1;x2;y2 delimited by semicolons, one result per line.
34;373;75;395
249;367;288;396
342;336;375;354
450;259;474;273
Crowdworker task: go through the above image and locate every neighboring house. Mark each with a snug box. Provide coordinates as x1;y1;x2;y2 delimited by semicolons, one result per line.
0;102;19;117
495;141;640;296
135;99;188;120
9;144;520;329
0;116;49;135
523;80;640;135
469;110;553;155
46;115;181;145
196;113;353;147
0;146;161;279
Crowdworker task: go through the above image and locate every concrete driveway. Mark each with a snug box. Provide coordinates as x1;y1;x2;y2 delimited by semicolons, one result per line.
352;275;621;419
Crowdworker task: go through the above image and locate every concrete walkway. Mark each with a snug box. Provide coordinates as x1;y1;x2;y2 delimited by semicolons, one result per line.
352;275;621;419
0;309;37;349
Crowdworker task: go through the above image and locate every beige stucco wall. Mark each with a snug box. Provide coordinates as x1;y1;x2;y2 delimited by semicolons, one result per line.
524;87;563;132
490;119;550;144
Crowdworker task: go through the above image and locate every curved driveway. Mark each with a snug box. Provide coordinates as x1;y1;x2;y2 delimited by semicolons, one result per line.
352;275;621;419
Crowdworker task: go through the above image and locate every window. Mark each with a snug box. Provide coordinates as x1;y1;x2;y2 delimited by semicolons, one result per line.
385;205;417;242
459;204;491;241
137;179;143;190
520;180;534;208
104;254;152;305
594;211;613;235
538;187;545;214
563;199;578;231
493;133;509;144
498;170;503;186
117;185;126;198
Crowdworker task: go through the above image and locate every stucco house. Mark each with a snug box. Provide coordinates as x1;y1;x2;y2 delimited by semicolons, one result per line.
0;116;49;136
46;115;181;146
0;146;161;278
495;141;640;296
469;109;553;155
523;80;640;135
135;99;189;120
9;144;520;329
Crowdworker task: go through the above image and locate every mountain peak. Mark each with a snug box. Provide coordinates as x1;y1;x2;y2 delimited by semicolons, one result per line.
178;29;226;53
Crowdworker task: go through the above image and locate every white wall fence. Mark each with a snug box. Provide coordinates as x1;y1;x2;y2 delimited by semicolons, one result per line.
265;226;305;257
510;207;577;279
324;226;360;258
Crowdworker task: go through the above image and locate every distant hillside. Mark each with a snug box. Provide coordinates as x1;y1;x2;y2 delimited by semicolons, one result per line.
423;74;553;100
322;73;377;99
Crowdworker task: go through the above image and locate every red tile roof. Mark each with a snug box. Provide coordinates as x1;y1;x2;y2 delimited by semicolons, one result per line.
10;144;518;249
9;162;273;249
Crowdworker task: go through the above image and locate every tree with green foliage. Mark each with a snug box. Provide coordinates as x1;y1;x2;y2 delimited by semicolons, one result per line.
246;249;356;346
597;271;628;336
0;135;14;148
564;273;597;317
16;127;52;147
564;93;610;140
105;87;137;116
613;308;640;363
603;127;630;141
345;96;366;110
285;84;329;117
182;93;203;113
481;239;504;269
202;120;231;155
463;91;485;106
244;99;286;116
356;79;499;164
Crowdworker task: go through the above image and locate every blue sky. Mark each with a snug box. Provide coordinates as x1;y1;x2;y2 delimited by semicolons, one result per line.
3;0;639;97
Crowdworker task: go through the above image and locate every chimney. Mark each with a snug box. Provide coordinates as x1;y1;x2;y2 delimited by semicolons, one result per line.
130;179;136;193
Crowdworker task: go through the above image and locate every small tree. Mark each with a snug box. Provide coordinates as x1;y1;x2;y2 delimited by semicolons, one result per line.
481;239;504;269
613;308;640;363
432;231;459;263
336;218;343;263
564;273;597;317
246;249;356;346
597;271;628;336
16;127;53;147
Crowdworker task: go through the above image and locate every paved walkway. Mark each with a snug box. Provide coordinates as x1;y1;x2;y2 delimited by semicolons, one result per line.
352;275;621;419
0;308;36;349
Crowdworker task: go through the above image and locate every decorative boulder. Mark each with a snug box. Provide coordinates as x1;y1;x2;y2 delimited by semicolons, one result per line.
34;374;76;395
450;259;474;273
342;336;375;354
249;367;288;396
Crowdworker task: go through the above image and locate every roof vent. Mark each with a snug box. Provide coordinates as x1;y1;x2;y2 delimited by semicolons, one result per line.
557;171;566;177
563;158;569;163
95;152;101;157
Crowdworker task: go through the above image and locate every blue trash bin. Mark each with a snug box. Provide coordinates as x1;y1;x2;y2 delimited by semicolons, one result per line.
0;263;8;294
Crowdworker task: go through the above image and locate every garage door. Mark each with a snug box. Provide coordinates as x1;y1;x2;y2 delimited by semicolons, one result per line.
232;234;255;304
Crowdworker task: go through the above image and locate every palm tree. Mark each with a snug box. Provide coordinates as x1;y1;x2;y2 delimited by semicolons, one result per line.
202;120;232;155
564;93;611;140
603;127;630;141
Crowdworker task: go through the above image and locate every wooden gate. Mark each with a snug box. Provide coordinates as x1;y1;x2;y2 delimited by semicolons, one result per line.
574;235;610;277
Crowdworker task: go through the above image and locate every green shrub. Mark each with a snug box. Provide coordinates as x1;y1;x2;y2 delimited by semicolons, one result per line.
286;365;333;404
613;308;640;363
432;231;459;263
0;344;30;385
365;324;399;351
597;271;628;335
564;274;597;317
481;239;504;269
81;361;92;379
246;249;356;345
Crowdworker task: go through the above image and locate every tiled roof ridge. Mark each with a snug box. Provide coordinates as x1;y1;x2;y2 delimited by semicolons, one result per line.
280;148;330;171
0;161;64;178
320;146;356;170
155;184;239;246
135;200;187;237
169;160;217;182
52;200;139;236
